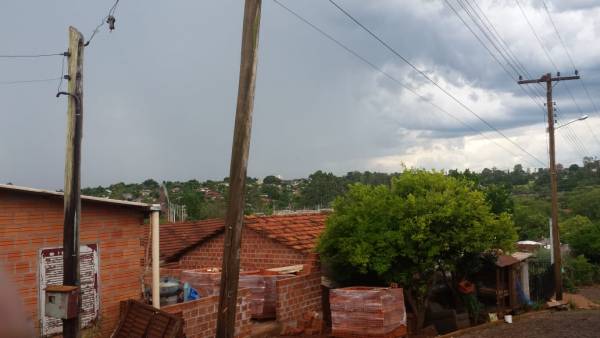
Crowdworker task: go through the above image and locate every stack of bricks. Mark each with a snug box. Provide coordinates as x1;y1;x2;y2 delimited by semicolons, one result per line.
330;287;407;338
180;268;222;297
180;269;294;319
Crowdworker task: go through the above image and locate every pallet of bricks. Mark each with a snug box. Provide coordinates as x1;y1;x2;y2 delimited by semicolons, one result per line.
330;286;407;338
180;268;292;319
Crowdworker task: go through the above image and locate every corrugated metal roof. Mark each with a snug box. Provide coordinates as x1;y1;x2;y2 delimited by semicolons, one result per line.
511;251;533;262
495;254;520;267
0;184;154;211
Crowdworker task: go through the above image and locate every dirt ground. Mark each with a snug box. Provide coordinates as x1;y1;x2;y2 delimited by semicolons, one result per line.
578;285;600;304
453;310;600;338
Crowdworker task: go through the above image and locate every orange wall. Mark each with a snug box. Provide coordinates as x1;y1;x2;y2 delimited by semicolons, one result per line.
179;227;306;270
0;190;146;337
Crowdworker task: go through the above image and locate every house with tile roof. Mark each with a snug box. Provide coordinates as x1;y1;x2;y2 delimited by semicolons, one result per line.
150;213;329;337
154;213;328;270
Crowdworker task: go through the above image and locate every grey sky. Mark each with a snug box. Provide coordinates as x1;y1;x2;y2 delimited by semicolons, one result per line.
2;0;600;190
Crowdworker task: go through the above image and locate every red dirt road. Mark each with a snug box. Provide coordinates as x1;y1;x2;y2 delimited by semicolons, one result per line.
453;310;600;338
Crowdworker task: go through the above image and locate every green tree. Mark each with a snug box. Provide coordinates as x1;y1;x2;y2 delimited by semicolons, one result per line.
263;175;282;185
317;170;516;331
560;215;592;243
180;190;204;220
513;195;550;240
568;221;600;263
566;186;600;220
483;184;514;215
300;170;346;207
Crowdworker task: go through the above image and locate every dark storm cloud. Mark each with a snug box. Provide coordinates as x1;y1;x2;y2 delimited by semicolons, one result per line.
1;0;599;189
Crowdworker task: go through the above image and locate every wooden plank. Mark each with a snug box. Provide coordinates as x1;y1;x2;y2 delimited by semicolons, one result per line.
266;264;304;274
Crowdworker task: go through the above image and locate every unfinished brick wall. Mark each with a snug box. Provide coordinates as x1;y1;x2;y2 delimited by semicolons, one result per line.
179;227;306;270
276;272;323;334
0;191;146;337
162;288;252;338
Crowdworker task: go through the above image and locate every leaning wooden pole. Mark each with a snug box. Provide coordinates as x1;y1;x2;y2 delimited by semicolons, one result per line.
62;26;85;338
216;1;262;337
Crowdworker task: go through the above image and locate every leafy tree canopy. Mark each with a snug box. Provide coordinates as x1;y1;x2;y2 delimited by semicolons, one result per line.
317;170;516;330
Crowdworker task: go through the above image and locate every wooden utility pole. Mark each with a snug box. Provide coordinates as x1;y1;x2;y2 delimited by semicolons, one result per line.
518;72;580;301
61;26;85;338
216;1;262;337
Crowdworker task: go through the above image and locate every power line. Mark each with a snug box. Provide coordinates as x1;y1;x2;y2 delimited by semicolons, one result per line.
57;53;67;92
0;52;65;58
86;0;121;46
469;0;532;79
327;0;546;167
271;0;530;163
447;0;547;112
457;0;521;78
541;2;575;71
542;1;600;147
0;77;62;85
446;0;551;163
555;112;587;158
515;0;558;71
515;0;593;157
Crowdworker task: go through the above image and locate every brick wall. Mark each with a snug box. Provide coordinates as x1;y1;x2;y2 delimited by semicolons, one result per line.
0;191;146;337
276;272;323;334
179;227;306;270
162;288;252;338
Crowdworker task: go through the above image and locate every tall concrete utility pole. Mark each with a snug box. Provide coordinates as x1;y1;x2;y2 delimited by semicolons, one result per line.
60;26;85;338
518;72;580;301
216;1;262;338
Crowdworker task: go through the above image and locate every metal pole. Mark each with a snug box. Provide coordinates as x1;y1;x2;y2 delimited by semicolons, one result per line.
151;205;161;308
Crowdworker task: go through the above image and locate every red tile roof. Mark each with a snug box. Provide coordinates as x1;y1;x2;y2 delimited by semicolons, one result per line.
245;213;328;253
156;219;225;262
155;213;328;263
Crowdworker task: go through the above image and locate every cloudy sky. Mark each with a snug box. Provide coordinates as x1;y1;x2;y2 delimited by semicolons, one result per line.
2;0;600;190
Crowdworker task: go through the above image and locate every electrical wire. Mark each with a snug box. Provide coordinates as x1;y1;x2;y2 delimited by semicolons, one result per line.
469;0;532;79
57;53;67;92
86;0;121;46
0;53;64;58
327;0;547;167
0;77;62;85
457;0;521;78
555;111;587;158
515;0;593;158
542;1;600;147
271;0;531;164
446;0;552;163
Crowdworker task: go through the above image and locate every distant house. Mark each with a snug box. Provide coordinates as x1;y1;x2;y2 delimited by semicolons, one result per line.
0;184;152;337
203;189;223;201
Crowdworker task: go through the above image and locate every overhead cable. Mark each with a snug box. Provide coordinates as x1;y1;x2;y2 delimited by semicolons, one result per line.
271;0;533;164
327;0;547;167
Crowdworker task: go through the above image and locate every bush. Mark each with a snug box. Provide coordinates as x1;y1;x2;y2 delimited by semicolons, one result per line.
564;255;598;287
568;222;600;263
